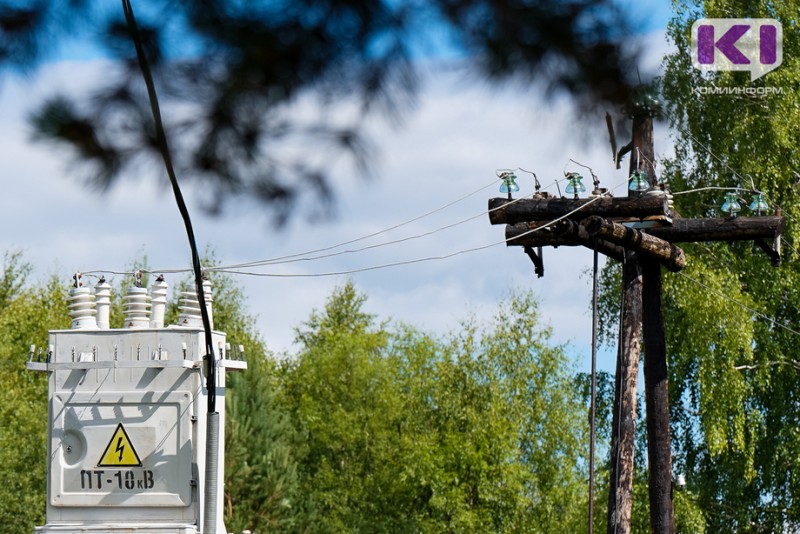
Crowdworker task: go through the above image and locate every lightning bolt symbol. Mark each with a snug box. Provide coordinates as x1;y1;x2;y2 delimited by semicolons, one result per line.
115;437;125;462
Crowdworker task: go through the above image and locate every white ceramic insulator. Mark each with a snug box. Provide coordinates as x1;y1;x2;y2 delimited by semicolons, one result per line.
94;280;112;329
124;286;151;329
150;278;169;328
68;286;98;329
177;290;203;328
203;279;214;330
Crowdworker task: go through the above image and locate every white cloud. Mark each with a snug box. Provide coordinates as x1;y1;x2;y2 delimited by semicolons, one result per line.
0;29;673;373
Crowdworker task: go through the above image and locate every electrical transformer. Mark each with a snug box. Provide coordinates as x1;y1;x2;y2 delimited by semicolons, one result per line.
27;274;246;534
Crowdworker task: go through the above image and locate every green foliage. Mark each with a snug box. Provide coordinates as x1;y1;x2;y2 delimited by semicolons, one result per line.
224;354;302;533
211;272;305;533
280;283;591;532
657;1;800;530
0;252;69;533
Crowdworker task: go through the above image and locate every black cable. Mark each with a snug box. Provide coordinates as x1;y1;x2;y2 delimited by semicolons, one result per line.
122;0;216;413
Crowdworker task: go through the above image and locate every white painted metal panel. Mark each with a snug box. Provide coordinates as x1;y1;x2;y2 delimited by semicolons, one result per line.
50;390;193;507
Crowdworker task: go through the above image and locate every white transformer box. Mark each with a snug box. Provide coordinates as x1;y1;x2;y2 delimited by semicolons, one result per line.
27;275;246;534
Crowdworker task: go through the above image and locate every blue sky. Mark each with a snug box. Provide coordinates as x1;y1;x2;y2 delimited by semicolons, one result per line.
46;0;675;62
1;2;676;371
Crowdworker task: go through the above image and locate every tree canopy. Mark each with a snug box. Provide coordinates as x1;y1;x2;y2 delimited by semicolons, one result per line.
279;283;591;532
0;253;68;530
4;0;644;223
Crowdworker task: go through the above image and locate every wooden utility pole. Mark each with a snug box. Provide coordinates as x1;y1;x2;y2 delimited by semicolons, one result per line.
486;106;784;534
606;249;642;534
606;111;652;534
608;109;678;534
642;257;675;533
634;112;677;534
489;195;671;224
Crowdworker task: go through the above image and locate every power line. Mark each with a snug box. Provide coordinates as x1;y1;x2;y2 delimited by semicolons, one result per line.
672;186;754;196
215;178;500;270
669;118;797;218
670;120;750;186
82;171;628;278
209;209;489;269
208;184;541;270
215;175;577;271
212;179;629;278
82;179;502;276
84;174;602;277
669;117;796;258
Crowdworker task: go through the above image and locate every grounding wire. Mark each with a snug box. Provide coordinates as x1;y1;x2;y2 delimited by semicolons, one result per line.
610;246;627;534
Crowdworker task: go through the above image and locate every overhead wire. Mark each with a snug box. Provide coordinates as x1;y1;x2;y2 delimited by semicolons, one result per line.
209;182;532;271
210;209;494;269
668;112;796;259
672;186;756;196
225;170;571;270
81;179;505;276
216;178;500;270
211;175;631;278
82;171;587;277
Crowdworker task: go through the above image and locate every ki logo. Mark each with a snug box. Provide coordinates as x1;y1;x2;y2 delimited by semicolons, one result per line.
691;18;783;81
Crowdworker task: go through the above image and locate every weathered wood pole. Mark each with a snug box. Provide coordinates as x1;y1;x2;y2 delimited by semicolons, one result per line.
488;195;670;225
607;110;649;534
645;216;785;243
642;259;676;533
606;250;642;534
504;220;626;262
582;216;686;272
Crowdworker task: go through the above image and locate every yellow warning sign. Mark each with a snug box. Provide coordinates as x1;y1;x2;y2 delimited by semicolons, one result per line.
98;423;142;467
